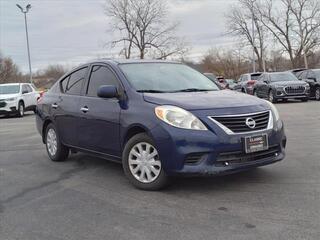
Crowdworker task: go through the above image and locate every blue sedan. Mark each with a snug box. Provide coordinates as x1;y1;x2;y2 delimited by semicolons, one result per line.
36;60;286;190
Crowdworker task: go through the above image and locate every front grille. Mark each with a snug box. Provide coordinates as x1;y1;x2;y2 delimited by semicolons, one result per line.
284;86;305;95
210;111;270;133
216;145;280;166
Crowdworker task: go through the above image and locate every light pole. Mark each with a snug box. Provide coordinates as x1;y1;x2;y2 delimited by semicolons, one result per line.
16;4;33;84
251;0;256;73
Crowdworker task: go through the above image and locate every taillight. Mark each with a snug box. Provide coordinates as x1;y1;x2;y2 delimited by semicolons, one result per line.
37;91;45;103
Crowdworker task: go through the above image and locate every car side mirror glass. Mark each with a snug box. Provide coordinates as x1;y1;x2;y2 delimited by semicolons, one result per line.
22;90;28;94
97;85;119;99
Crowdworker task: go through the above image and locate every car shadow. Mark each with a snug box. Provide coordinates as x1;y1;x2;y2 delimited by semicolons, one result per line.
67;152;278;193
0;112;35;119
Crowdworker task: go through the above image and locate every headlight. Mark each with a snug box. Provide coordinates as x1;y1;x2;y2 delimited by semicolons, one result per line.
155;105;207;130
265;100;280;122
5;97;17;102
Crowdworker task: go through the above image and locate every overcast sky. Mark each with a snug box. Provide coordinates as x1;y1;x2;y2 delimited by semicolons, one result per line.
0;0;238;72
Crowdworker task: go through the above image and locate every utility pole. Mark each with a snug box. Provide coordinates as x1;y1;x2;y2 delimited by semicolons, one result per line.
251;0;256;73
16;4;33;84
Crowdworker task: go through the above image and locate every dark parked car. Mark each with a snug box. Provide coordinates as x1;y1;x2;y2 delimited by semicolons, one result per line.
36;60;286;190
234;72;263;94
297;69;320;101
254;72;310;103
289;68;307;78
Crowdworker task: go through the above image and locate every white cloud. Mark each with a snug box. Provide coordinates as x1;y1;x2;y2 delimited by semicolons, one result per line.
0;0;238;71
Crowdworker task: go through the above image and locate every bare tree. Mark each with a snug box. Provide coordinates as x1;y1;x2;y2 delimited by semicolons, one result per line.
105;0;187;59
0;54;23;84
255;0;320;68
227;0;267;72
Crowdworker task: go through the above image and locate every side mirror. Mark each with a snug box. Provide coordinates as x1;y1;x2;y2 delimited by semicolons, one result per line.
22;90;28;94
97;85;119;99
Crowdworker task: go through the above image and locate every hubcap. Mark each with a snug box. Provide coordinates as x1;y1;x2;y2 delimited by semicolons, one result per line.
128;142;161;183
47;128;58;156
20;105;24;116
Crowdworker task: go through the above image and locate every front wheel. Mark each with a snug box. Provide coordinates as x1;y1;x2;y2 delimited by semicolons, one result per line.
17;102;24;117
45;123;69;162
315;87;320;101
122;133;169;190
268;90;277;103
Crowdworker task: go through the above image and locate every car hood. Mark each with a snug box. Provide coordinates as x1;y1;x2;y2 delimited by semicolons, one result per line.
269;80;307;86
0;93;19;100
143;90;269;111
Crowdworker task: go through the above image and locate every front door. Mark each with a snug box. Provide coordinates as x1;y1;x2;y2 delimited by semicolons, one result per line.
77;64;122;157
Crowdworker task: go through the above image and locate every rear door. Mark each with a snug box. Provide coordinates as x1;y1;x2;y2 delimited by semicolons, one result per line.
77;64;122;156
55;66;88;147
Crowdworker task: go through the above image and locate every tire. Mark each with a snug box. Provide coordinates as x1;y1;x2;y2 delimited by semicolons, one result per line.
241;88;246;93
122;133;169;190
17;101;24;117
45;123;69;162
315;87;320;101
268;90;277;103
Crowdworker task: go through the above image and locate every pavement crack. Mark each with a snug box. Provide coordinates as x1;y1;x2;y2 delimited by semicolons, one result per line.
0;166;85;206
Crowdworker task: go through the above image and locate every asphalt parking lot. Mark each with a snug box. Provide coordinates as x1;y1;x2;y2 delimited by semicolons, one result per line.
0;101;319;240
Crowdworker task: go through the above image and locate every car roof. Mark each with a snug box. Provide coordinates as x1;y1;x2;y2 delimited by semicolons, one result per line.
0;83;28;86
90;58;180;65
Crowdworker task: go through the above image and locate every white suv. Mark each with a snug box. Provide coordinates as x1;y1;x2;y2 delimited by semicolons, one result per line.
0;83;40;117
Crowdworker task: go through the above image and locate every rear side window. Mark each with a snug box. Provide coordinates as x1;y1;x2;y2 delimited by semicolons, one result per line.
86;65;119;97
61;67;88;95
26;85;33;92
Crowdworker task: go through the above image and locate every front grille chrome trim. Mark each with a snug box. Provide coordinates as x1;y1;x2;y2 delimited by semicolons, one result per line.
208;110;273;135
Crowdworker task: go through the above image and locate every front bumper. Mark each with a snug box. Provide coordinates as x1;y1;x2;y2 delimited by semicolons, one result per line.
0;101;18;114
150;120;286;176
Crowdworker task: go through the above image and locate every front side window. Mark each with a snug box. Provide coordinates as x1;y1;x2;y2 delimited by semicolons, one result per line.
63;67;88;95
119;63;219;92
87;65;119;97
270;73;297;82
0;85;20;94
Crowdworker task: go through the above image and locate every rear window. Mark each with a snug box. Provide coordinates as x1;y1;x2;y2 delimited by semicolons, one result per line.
251;73;262;80
60;67;88;95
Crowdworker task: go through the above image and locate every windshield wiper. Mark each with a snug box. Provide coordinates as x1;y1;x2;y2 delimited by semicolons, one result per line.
173;88;216;92
137;90;168;93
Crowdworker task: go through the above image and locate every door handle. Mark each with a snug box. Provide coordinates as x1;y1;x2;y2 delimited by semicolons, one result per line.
80;106;89;113
52;103;58;109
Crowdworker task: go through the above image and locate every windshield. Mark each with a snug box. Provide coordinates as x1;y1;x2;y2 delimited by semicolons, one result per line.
0;85;20;94
270;73;297;82
120;63;220;92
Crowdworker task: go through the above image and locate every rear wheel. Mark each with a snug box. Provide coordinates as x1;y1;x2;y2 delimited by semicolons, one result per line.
122;133;169;190
315;87;320;101
45;123;69;162
17;101;24;117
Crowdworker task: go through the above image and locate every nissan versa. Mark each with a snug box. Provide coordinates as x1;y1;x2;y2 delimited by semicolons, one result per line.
36;60;287;190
